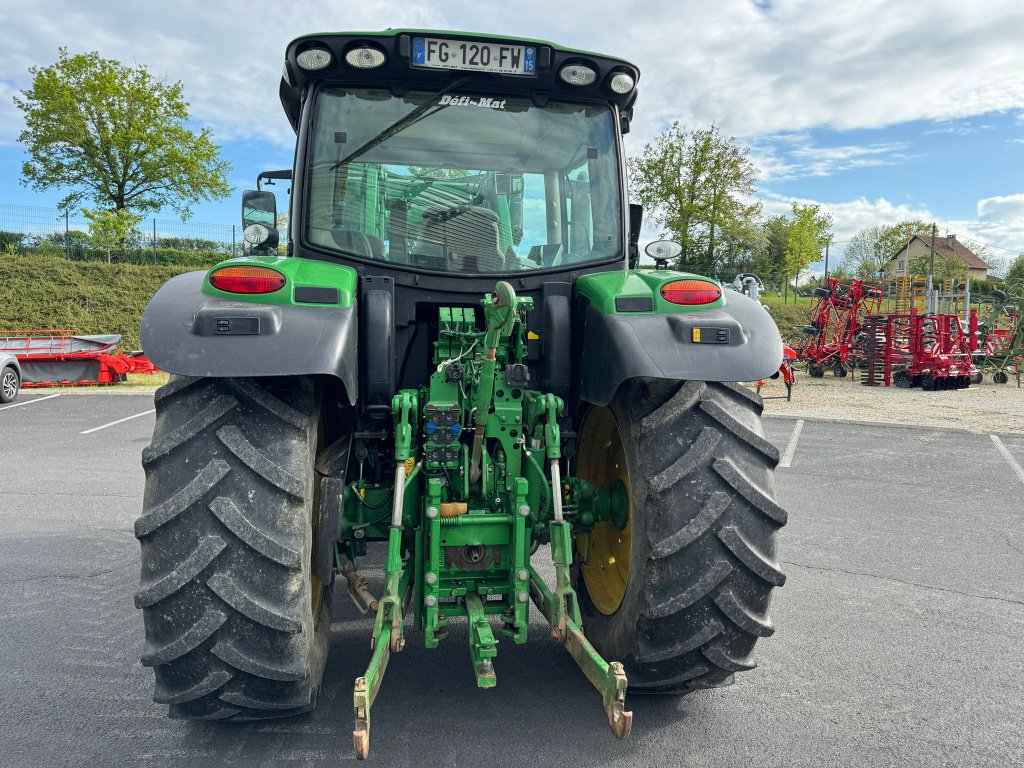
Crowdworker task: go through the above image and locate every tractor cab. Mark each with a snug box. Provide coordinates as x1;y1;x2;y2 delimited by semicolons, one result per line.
248;31;640;278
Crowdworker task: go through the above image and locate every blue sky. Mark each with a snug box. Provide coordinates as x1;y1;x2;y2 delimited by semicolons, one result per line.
1;0;1022;273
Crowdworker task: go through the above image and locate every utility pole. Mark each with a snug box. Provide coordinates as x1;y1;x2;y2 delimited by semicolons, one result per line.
64;209;70;259
928;223;937;313
823;244;829;282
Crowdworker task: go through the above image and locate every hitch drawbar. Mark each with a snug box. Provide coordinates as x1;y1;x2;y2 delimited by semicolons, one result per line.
348;282;632;759
351;519;633;758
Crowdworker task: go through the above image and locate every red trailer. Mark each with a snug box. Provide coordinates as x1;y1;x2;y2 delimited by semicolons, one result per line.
0;330;158;387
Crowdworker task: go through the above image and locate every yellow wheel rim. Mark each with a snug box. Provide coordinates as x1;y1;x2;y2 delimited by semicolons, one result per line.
577;406;631;615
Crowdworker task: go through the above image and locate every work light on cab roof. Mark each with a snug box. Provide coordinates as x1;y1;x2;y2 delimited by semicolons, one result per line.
345;46;386;69
296;46;332;71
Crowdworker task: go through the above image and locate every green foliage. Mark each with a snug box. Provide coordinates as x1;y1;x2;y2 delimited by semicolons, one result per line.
968;279;1001;298
752;215;791;279
0;253;198;349
827;261;854;281
153;236;233;253
83;208;144;264
1004;253;1024;294
784;203;833;283
14;48;232;216
628;122;761;276
144;249;226;267
908;251;967;282
842;220;931;277
0;230;26;253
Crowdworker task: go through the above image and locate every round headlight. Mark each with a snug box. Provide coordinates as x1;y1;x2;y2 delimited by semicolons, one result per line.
296;47;333;71
243;224;271;246
609;72;635;94
559;63;598;86
345;47;387;69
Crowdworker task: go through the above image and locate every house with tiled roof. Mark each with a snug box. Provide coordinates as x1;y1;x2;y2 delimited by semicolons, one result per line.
884;234;991;281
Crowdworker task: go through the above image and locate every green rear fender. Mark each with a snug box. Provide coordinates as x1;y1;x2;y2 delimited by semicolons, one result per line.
576;270;783;405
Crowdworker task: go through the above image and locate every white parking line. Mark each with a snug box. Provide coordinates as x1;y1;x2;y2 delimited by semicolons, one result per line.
81;409;156;435
0;393;61;411
991;435;1024;486
779;419;805;469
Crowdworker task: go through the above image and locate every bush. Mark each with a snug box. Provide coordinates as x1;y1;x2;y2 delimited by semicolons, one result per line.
153;236;233;253
0;230;26;252
143;249;227;267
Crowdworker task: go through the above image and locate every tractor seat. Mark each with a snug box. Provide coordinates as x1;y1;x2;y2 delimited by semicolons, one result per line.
416;205;504;272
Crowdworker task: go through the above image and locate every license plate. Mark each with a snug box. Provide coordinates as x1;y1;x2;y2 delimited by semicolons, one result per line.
412;37;537;76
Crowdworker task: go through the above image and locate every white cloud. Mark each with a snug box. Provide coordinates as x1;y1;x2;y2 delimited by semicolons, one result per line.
2;0;1024;150
977;193;1024;222
0;1;448;147
752;140;913;181
757;190;1024;271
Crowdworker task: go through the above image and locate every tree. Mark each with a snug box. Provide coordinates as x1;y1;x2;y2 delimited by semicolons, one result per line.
628;122;760;275
753;215;791;284
83;207;143;263
843;225;890;278
783;203;832;302
1005;253;1024;294
14;48;231;217
842;220;932;278
908;251;967;283
877;219;931;263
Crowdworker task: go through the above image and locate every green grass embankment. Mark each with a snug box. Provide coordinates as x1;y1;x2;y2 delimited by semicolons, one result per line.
0;252;819;354
0;254;200;350
760;295;812;343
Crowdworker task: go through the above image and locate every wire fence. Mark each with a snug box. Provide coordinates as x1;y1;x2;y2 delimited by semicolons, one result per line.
0;202;243;264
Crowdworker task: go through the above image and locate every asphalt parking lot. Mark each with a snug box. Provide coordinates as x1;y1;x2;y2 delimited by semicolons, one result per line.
1;392;1023;767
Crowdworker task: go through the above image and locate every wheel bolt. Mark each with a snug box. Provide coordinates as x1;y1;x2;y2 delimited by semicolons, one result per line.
425;595;437;606
426;572;437;585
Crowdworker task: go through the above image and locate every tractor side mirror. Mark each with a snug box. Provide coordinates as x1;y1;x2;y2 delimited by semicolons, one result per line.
242;190;280;255
628;203;643;268
242;190;277;229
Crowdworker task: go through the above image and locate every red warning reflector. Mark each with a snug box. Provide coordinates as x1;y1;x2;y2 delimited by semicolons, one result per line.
660;280;721;305
209;266;286;294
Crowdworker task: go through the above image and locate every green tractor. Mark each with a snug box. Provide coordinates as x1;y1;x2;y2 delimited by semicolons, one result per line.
135;30;787;758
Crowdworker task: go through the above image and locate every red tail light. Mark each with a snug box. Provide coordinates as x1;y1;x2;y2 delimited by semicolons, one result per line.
660;280;721;305
209;266;286;294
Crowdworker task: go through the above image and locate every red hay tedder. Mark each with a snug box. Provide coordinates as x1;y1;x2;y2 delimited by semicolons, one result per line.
795;277;883;377
0;330;159;387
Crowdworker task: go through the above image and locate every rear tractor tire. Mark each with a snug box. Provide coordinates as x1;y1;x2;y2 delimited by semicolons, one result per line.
135;375;332;720
575;380;787;694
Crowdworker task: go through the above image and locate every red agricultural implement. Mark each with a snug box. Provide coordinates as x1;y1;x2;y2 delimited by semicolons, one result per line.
860;309;977;390
796;277;883;377
0;330;159;387
756;344;797;400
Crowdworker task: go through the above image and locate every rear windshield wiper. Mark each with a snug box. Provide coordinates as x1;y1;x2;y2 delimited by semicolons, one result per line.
330;76;472;171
